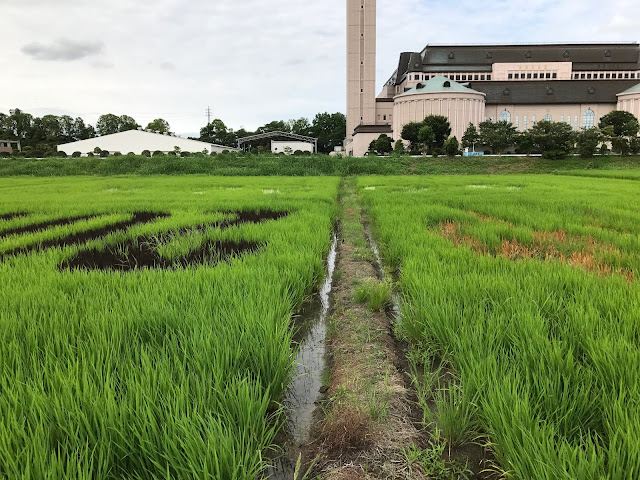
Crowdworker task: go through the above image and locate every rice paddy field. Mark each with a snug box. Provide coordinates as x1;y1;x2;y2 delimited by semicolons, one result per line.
359;174;640;479
0;176;339;479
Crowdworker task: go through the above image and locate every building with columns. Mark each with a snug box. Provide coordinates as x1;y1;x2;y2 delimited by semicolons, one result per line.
345;1;640;156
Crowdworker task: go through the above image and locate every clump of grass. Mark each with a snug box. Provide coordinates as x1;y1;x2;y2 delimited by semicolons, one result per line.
434;383;479;447
354;278;392;311
403;439;472;479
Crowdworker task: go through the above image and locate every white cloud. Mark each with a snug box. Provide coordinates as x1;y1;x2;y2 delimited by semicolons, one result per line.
1;0;638;135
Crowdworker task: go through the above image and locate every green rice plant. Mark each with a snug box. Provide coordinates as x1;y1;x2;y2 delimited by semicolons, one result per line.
354;278;392;311
0;176;340;478
434;383;479;448
358;174;640;477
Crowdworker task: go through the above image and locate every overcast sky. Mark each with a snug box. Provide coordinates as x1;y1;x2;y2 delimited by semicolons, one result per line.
1;0;638;136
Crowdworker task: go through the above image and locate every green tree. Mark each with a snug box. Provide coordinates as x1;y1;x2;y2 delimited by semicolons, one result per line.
374;134;393;155
461;123;480;151
528;120;575;159
200;119;236;146
417;125;435;155
444;136;460;157
288;118;312;136
41;115;62;142
368;139;377;155
423;115;451;149
599;111;640;138
96;114;120;136
256;120;291;134
576;127;603;158
118;115;139;132
311;112;346;154
71;117;95;141
393;139;405;155
479;120;516;155
515;131;536;156
146;118;170;134
401;122;423;154
3;109;33;140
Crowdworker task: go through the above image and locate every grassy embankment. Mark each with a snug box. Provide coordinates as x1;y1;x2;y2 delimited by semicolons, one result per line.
0;176;339;479
359;175;640;478
0;153;639;176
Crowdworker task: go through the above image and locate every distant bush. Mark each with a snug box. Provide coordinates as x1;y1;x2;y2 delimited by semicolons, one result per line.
294;150;304;156
0;152;10;158
542;150;568;160
210;151;218;157
222;150;230;154
57;151;68;158
152;150;163;157
86;152;94;157
166;151;177;156
93;147;101;154
44;150;58;158
444;136;460;158
180;151;192;158
127;152;135;156
112;152;122;157
100;150;110;158
141;150;151;157
72;151;82;158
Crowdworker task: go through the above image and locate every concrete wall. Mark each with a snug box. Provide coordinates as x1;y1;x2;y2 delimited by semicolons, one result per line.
375;101;394;125
618;93;640;121
271;141;314;155
393;92;486;141
347;131;381;157
57;130;233;155
484;103;616;130
492;62;572;81
0;141;20;153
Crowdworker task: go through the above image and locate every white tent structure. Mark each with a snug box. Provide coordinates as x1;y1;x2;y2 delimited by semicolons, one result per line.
57;129;235;156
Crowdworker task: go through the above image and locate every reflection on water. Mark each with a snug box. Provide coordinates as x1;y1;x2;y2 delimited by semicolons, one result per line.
268;233;337;479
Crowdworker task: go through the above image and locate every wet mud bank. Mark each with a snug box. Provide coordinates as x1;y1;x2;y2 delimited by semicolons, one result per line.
268;233;338;479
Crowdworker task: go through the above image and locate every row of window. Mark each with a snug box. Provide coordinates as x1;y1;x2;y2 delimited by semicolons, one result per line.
496;109;596;131
412;73;492;82
572;71;638;80
508;72;558;80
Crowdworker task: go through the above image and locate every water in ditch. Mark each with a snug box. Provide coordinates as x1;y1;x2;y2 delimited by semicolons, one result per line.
267;233;337;479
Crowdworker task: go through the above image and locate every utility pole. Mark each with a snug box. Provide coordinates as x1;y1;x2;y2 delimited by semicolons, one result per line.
206;106;212;125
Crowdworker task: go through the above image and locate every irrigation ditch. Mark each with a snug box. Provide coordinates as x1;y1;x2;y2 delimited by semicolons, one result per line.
268;234;337;479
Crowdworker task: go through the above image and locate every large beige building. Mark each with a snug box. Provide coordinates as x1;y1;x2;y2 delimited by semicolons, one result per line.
345;0;640;156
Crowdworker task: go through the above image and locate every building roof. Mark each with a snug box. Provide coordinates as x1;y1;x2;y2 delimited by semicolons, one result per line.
57;129;231;153
393;43;640;85
469;80;640;105
618;82;640;95
236;131;317;150
353;124;393;135
396;76;484;97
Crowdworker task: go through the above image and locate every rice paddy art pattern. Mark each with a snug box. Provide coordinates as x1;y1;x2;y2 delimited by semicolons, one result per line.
438;214;635;282
0;209;289;270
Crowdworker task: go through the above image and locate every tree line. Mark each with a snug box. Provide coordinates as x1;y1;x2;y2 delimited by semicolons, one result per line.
0;109;346;157
368;111;640;158
198;113;346;154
